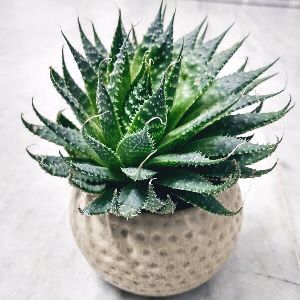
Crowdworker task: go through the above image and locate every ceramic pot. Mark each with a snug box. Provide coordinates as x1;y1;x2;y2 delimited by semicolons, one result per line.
70;184;242;297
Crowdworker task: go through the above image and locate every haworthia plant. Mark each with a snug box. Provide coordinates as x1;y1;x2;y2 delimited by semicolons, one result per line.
23;3;292;218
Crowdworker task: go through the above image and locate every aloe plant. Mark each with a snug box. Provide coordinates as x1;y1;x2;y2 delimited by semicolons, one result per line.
22;3;292;218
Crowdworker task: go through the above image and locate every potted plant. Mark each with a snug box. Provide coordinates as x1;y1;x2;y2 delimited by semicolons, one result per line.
22;2;292;297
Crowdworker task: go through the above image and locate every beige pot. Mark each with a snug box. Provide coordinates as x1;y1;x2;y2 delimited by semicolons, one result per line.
70;185;242;297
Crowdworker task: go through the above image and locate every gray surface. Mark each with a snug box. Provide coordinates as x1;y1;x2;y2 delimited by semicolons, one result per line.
0;0;300;299
195;0;300;9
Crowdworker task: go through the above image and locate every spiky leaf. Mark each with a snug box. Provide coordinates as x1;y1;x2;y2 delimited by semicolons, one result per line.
82;127;121;167
201;99;292;137
78;18;103;71
32;102;100;162
61;49;92;114
123;56;151;128
56;111;78;130
121;167;157;181
27;150;69;177
150;13;175;85
108;11;127;73
118;184;146;218
129;78;167;141
50;67;89;124
92;22;108;57
169;36;247;129
22;115;67;147
157;165;239;195
185;60;278;122
66;159;125;182
131;2;163;75
116;125;154;166
159;95;240;152
186;136;280;165
62;32;98;107
107;39;131;113
237;57;248;72
147;152;227;167
96;75;122;148
165;49;182;109
174;17;207;54
175;191;241;216
79;189;114;215
69;176;106;194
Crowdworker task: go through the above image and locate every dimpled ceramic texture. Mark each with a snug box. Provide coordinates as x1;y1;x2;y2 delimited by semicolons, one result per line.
69;185;243;297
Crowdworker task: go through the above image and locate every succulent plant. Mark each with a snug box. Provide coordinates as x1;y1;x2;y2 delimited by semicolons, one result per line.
22;3;292;218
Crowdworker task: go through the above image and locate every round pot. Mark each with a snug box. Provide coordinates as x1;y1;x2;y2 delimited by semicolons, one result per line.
70;185;242;297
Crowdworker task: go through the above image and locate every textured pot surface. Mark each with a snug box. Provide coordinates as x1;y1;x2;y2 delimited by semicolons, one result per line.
70;185;243;297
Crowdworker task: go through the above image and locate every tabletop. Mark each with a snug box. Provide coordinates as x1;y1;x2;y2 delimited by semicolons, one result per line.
0;0;300;299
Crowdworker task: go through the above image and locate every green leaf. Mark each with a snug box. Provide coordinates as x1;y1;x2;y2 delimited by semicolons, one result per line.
169;36;247;129
129;78;167;141
165;48;182;110
237;57;248;72
82;127;121;168
22;114;67;147
109;189;121;216
27;150;69;177
96;75;122;148
237;138;281;165
240;162;278;178
78;18;103;71
142;1;163;47
184;136;248;157
197;159;276;180
56;111;78;130
184;59;278;123
32;102;100;162
131;3;164;76
201;98;293;137
150;12;175;85
157;195;176;214
174;17;207;54
116;125;154;166
50;67;88;124
157;165;239;195
143;181;176;214
66;159;125;182
194;24;233;63
194;60;278;119
158;95;240;153
197;160;237;180
69;176;106;194
147;152;227;167
186;136;280;165
244;73;278;94
108;10;127;73
107;38;131;114
121;167;157;181
79;189;114;216
230;90;283;112
123;55;151;129
62;32;98;108
175;191;241;216
91;22;108;57
197;23;208;46
131;24;138;47
143;182;164;212
251;101;264;113
61;48;92;114
118;184;146;218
